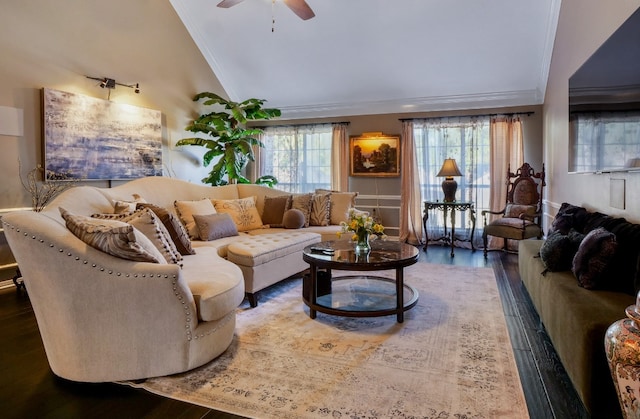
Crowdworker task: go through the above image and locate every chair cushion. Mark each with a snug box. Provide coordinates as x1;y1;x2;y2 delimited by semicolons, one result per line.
484;217;541;240
505;204;536;219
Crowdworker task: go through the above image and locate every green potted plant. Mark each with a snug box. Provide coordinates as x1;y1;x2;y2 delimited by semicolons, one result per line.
176;92;281;186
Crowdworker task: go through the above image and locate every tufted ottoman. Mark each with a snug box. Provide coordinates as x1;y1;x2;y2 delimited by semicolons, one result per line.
227;231;321;307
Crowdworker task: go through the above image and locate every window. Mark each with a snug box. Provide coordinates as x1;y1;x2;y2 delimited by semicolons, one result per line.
261;124;333;193
570;111;640;173
414;117;491;246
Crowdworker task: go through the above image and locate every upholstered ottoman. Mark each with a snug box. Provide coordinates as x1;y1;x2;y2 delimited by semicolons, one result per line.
227;231;322;307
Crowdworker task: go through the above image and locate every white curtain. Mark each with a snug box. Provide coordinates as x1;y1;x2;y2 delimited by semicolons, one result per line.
413;116;489;249
259;124;332;193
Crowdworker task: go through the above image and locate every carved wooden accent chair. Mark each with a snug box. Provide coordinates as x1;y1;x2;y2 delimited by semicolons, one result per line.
482;163;545;257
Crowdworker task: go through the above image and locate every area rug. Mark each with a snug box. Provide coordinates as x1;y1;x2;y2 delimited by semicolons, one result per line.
125;263;529;418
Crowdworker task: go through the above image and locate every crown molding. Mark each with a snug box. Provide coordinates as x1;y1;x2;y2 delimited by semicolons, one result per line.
277;89;543;119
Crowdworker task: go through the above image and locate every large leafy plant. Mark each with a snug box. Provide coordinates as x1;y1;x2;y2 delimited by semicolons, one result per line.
176;92;281;186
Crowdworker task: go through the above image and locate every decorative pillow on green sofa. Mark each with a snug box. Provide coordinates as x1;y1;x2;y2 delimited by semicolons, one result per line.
539;229;584;272
572;227;617;289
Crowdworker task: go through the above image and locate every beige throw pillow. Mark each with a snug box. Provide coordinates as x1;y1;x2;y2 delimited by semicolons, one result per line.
316;189;358;225
61;207;165;263
174;199;217;239
211;196;263;232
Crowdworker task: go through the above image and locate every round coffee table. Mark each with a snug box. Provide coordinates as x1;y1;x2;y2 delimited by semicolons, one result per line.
302;240;419;323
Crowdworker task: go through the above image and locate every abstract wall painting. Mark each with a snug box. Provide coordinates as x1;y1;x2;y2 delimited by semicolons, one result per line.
43;88;162;180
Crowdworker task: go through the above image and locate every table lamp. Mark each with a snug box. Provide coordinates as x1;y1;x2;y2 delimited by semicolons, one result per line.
436;158;462;202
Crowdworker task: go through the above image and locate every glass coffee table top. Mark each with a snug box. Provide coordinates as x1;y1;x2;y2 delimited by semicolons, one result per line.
316;275;418;313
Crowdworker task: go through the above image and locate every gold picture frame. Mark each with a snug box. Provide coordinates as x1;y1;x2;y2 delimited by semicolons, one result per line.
350;132;400;177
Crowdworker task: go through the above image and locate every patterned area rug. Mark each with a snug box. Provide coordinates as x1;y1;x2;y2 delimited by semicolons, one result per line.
124;263;529;418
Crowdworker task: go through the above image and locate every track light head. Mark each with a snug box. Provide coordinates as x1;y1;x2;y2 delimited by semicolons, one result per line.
87;76;139;94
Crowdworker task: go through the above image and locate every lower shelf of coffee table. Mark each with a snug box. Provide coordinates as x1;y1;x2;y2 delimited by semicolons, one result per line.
304;275;419;318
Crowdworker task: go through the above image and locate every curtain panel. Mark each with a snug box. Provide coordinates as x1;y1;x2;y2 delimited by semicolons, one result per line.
487;116;523;250
412;116;489;249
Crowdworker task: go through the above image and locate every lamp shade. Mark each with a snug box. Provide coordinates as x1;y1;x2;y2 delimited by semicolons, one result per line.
436;158;462;202
436;158;462;178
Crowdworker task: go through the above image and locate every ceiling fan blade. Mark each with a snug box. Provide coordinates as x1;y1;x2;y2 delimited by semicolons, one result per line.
217;0;245;8
282;0;315;20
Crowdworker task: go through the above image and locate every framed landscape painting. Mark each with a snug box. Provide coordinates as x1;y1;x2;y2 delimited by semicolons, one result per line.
350;132;400;177
43;88;162;180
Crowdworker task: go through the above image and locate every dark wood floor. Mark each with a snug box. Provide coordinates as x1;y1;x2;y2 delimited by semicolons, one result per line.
0;246;594;419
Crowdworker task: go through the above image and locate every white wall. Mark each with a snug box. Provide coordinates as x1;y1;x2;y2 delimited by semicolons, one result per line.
544;0;640;226
0;0;227;211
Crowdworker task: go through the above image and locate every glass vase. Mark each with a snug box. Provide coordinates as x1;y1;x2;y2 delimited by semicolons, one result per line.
354;230;370;254
605;293;640;418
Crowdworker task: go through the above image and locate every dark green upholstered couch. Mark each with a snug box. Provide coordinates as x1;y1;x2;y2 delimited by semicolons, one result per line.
518;203;640;418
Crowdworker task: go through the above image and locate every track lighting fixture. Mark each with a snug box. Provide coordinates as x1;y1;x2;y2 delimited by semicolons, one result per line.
86;76;140;94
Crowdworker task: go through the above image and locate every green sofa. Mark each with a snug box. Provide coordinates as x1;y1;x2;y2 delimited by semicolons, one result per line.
518;203;640;418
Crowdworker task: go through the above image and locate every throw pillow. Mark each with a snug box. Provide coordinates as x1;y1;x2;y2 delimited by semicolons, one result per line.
283;209;305;229
261;195;292;227
113;193;147;214
193;213;239;241
572;227;617;289
136;203;195;255
309;193;331;226
316;189;358;225
504;204;537;219
174;199;217;239
539;229;584;272
211;196;263;232
291;193;313;227
60;207;165;264
123;208;182;265
92;208;183;265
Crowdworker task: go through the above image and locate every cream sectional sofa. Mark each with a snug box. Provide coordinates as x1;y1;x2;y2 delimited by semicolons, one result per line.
2;176;349;382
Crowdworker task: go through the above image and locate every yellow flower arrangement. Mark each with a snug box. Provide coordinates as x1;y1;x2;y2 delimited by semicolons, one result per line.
337;208;386;241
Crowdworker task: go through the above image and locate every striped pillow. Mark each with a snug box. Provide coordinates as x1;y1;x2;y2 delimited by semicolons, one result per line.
309;193;331;226
92;208;183;265
60;207;165;263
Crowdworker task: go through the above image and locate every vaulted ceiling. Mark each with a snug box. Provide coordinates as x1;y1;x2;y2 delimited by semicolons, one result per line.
170;0;561;119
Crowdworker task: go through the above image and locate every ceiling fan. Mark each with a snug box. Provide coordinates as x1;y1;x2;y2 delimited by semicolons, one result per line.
217;0;315;21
